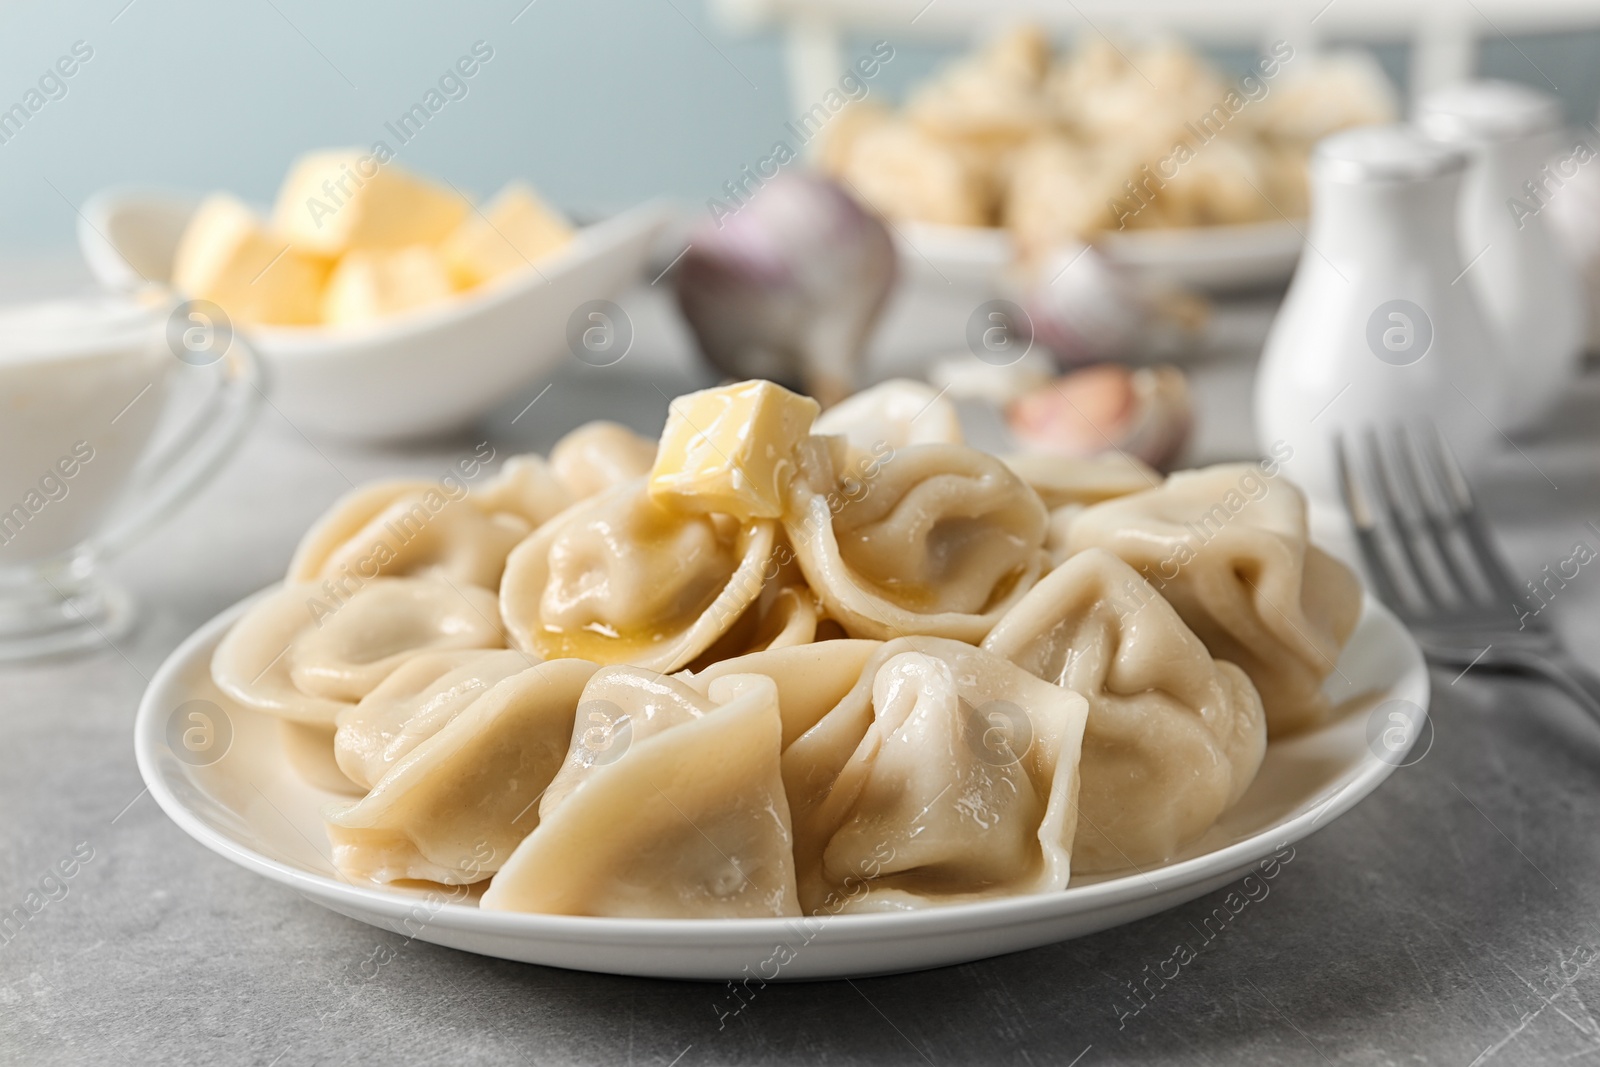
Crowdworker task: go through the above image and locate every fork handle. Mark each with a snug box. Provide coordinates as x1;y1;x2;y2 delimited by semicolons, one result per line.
1489;647;1600;727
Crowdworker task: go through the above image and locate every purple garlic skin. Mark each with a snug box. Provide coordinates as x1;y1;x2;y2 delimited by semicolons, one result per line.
675;173;898;406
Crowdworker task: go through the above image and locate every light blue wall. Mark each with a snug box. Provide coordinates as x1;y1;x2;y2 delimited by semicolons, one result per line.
1;1;1597;252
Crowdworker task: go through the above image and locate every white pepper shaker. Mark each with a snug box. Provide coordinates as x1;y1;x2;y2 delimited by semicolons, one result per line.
1255;125;1501;516
1418;80;1586;436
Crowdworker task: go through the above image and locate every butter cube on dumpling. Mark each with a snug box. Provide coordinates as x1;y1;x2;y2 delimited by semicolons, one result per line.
480;669;801;918
171;194;330;326
321;244;456;326
272;149;467;256
441;181;575;288
324;657;597;885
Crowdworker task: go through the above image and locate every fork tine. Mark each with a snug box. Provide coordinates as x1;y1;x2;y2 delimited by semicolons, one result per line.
1333;432;1410;616
1416;425;1532;616
1364;427;1450;611
1393;425;1482;605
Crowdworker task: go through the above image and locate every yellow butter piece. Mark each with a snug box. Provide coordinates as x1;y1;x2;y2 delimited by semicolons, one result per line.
649;380;820;520
321;244;455;326
272;149;467;256
441;182;575;288
171;193;329;326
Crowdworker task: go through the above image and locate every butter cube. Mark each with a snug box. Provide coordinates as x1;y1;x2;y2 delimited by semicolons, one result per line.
649;380;820;520
441;182;575;288
321;244;455;326
172;194;330;326
272;150;467;256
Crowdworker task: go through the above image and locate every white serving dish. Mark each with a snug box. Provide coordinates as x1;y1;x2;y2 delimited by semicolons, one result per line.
78;189;672;442
896;217;1305;293
135;592;1428;981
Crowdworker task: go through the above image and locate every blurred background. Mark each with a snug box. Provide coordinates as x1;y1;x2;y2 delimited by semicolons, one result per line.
4;0;1600;251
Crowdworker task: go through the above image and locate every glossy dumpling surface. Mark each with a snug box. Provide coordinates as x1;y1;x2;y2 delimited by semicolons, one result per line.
782;636;1088;913
813;378;963;454
481;670;800;918
784;440;1048;642
984;548;1266;872
211;577;505;726
324;658;596;885
499;479;776;671
1064;463;1362;735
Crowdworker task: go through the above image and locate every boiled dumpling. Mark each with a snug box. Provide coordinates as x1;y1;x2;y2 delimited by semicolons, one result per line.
813;378;964;455
480;669;801;917
681;638;882;747
499;479;777;671
1002;452;1161;508
782;636;1088;913
211;577;505;726
1065;463;1362;735
333;648;540;790
324;658;596;884
984;549;1266;871
784;438;1048;642
686;583;819;670
287;479;532;591
470;454;574;530
548;420;657;500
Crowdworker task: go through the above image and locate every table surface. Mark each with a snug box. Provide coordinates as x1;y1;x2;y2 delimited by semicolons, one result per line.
6;273;1600;1067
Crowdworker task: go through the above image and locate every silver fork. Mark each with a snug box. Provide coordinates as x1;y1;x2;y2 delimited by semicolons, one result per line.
1335;425;1600;723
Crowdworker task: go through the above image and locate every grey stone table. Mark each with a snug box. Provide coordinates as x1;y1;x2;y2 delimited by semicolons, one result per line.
5;280;1600;1067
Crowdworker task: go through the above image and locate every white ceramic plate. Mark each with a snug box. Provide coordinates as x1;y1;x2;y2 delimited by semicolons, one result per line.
78;189;671;443
896;218;1304;293
134;593;1427;981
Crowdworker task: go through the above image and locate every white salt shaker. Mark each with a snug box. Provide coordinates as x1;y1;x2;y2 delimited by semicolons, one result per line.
1418;80;1585;436
1255;125;1501;517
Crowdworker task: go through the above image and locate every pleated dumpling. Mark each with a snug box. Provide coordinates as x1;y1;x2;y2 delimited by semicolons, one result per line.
1064;463;1362;735
983;549;1266;872
1002;452;1161;508
499;479;777;671
469;454;574;530
682;638;883;747
812;378;963;454
333;648;541;790
324;658;597;884
211;578;505;726
782;636;1088;913
287;480;533;592
548;420;657;500
784;439;1049;642
480;669;801;918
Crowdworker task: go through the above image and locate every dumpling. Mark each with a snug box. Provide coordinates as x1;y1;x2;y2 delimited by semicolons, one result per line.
686;583;819;670
480;669;800;917
681;638;882;747
548;420;657;500
470;454;574;530
983;549;1266;872
499;479;777;671
784;439;1048;642
324;658;597;884
334;648;541;789
782;636;1088;913
1002;452;1161;508
287;479;532;591
813;378;964;455
1064;463;1362;735
211;577;505;726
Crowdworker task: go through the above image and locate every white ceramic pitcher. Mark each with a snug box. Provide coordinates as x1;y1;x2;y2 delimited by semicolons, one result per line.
1419;80;1586;436
1255;125;1502;515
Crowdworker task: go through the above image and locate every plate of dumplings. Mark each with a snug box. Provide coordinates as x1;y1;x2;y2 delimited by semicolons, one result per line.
135;378;1429;980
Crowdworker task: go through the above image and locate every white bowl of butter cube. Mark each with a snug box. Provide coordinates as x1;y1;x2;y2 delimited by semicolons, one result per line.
78;151;671;443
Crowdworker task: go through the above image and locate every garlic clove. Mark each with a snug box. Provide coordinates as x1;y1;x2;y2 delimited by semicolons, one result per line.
1006;363;1192;471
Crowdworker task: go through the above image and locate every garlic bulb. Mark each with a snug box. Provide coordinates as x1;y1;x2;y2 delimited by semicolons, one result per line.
1024;241;1207;367
674;173;897;406
1006;363;1192;471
